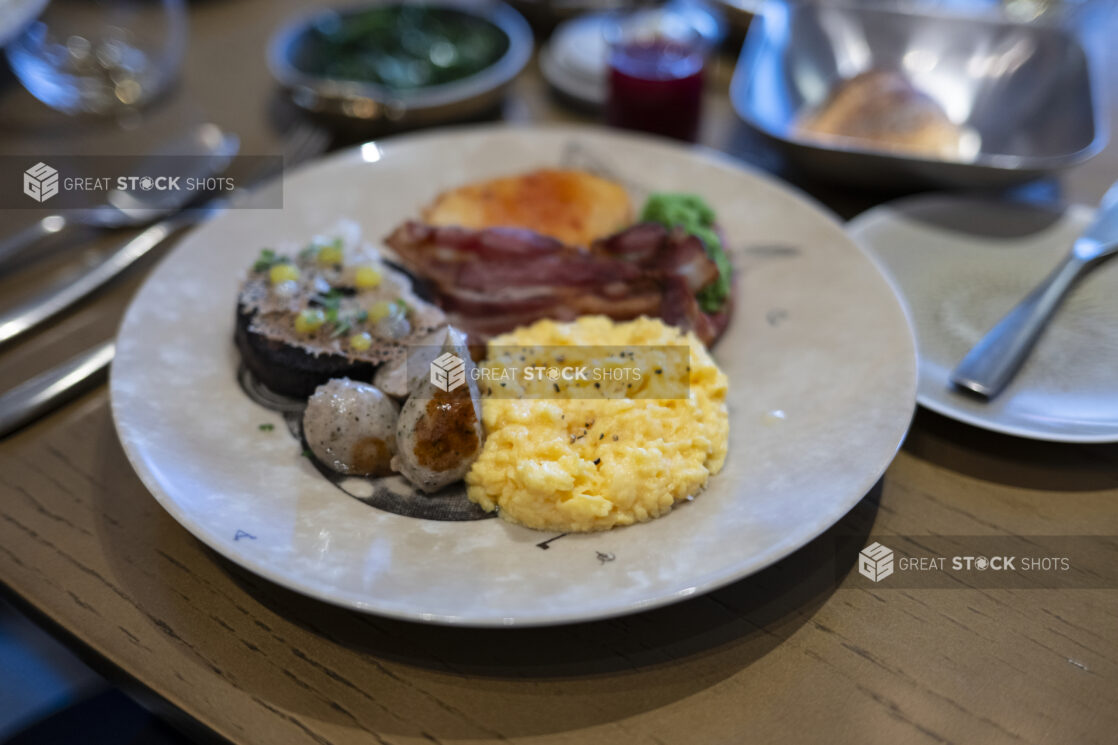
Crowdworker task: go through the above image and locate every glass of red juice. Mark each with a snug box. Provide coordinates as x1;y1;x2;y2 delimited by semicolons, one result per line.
604;9;706;142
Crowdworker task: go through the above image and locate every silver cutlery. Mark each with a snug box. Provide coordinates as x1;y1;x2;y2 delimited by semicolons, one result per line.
0;123;330;437
0;123;239;268
951;181;1118;399
0;342;114;438
0;124;328;349
0;206;218;346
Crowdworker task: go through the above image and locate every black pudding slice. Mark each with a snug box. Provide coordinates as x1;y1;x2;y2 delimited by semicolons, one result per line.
234;302;376;399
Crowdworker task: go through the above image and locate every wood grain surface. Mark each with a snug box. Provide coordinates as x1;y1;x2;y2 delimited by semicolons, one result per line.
1;2;1117;744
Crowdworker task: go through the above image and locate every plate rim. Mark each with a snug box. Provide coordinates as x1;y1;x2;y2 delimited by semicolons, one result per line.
110;123;920;626
848;196;1118;445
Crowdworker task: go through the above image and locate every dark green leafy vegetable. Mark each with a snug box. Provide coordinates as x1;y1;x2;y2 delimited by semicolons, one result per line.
295;6;509;91
640;193;731;313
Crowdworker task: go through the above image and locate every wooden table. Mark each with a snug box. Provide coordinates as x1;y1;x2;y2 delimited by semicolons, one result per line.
1;2;1117;743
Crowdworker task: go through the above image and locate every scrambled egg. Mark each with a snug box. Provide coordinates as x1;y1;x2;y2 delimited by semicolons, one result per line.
465;316;729;532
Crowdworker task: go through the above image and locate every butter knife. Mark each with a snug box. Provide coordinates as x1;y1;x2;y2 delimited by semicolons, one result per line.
0;341;115;438
950;182;1118;399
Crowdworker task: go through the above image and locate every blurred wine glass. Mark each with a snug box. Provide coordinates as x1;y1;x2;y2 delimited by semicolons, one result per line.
5;0;187;116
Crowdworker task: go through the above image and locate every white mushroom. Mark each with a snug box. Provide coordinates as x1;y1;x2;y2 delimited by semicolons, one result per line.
303;379;400;476
391;327;484;492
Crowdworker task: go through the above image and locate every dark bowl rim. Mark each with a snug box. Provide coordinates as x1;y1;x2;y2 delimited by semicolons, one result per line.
267;0;534;111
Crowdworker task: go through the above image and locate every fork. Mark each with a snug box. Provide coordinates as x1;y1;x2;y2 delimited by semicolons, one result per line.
0;123;331;438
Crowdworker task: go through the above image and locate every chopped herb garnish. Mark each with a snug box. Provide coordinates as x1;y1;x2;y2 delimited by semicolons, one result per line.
315;301;369;339
311;288;344;309
258;423;274;432
309;289;346;327
394;298;410;315
301;448;313;458
253;249;282;272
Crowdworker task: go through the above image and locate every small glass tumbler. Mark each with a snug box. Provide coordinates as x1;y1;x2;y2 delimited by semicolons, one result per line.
5;0;188;116
604;8;707;142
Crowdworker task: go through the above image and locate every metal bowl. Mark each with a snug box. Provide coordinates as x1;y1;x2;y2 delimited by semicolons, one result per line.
729;2;1106;189
269;1;533;132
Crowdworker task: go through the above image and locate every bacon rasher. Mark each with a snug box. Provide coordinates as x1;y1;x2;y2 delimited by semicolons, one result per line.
384;221;731;346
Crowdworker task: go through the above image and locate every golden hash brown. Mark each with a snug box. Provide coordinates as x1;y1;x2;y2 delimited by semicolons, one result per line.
421;168;633;247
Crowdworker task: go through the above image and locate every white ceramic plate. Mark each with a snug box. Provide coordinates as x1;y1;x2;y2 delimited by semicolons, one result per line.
111;126;917;626
850;194;1118;443
539;14;608;108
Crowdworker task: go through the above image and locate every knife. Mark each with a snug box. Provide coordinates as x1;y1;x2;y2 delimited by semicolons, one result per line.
0;341;115;438
950;182;1118;399
0;206;217;347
